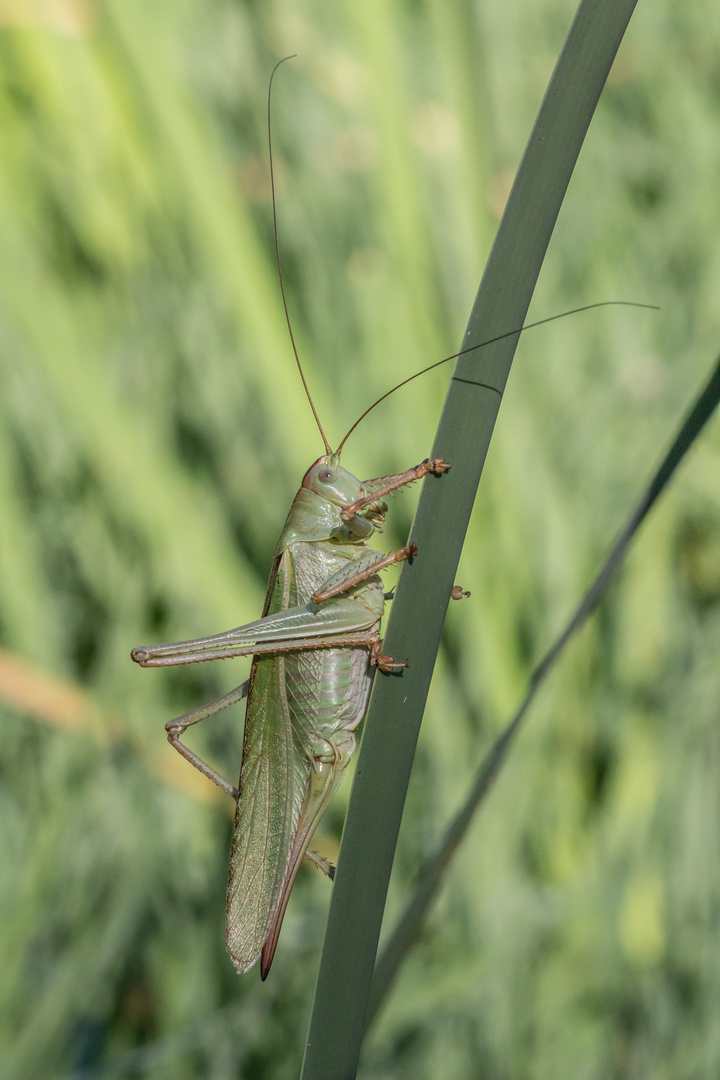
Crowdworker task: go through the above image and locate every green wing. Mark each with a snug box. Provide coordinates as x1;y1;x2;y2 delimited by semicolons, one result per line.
223;545;376;975
224;645;307;974
259;727;353;978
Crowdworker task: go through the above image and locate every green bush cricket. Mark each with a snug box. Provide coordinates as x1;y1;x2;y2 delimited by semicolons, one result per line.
131;60;656;977
133;450;449;978
130;60;454;978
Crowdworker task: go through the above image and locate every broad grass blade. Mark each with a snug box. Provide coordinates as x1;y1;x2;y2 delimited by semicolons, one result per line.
301;1;641;1077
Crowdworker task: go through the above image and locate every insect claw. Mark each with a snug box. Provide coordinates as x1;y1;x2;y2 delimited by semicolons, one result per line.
429;457;451;475
451;585;471;600
374;653;409;672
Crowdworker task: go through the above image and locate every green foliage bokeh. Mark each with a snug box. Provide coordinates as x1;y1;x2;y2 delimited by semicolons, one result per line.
1;2;720;1078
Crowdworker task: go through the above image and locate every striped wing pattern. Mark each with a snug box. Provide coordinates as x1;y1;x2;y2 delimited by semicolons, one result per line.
225;648;308;972
224;542;378;975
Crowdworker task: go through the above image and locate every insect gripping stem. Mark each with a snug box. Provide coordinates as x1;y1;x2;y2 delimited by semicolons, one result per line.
131;64;659;982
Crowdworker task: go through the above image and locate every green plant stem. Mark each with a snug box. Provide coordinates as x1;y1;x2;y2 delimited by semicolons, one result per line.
300;1;640;1077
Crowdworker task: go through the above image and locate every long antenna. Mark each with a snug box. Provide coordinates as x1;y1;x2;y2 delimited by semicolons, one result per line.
334;301;659;454
268;56;332;455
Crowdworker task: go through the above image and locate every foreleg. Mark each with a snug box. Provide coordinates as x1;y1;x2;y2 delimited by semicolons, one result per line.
341;457;450;521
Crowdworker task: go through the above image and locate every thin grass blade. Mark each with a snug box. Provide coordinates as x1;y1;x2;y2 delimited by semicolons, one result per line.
368;350;720;1024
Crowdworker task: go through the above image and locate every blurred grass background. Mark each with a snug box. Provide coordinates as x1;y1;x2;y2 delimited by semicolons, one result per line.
1;1;719;1078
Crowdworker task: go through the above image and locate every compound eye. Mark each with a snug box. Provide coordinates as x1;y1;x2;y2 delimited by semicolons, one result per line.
318;468;334;483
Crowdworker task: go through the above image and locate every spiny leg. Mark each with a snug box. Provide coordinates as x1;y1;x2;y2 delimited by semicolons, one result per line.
132;596;382;667
165;680;249;798
305;848;336;879
341;457;450;521
134;630;380;668
311;542;418;603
